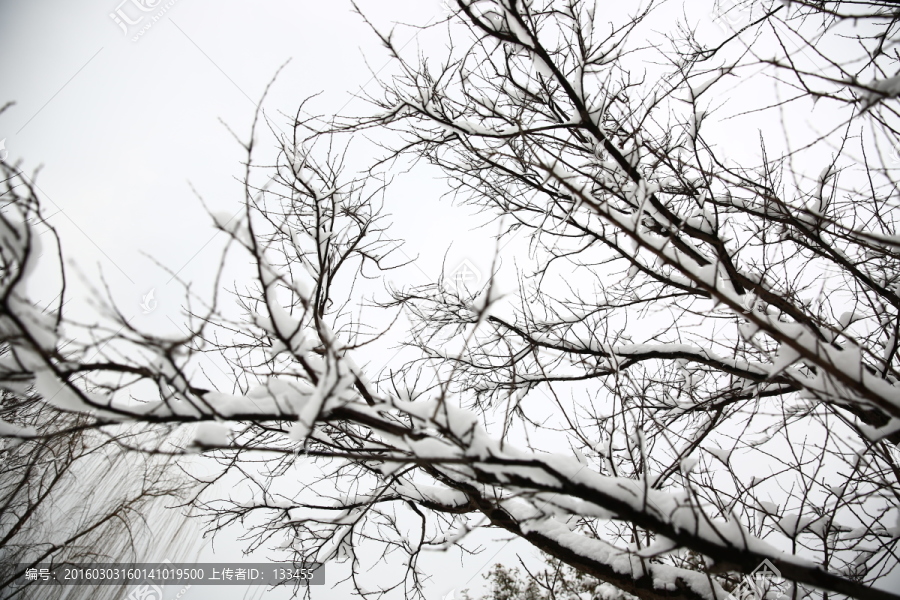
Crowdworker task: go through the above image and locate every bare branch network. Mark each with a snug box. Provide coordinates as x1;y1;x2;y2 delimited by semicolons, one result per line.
3;1;900;599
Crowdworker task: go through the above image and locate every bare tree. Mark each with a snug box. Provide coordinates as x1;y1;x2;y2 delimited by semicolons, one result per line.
335;0;900;597
2;2;900;600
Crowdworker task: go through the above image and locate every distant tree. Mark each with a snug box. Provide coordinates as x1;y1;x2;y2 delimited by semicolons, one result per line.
0;385;196;600
468;552;739;600
2;2;900;600
468;559;629;600
478;563;544;600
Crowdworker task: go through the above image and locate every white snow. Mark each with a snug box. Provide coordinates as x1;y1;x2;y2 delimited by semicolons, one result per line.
680;457;700;474
0;420;36;438
192;422;232;447
703;446;732;465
